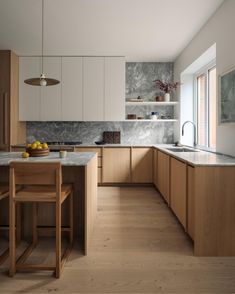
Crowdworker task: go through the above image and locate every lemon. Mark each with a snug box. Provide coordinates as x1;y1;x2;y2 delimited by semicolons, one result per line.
22;152;29;158
37;145;42;150
27;143;31;149
42;143;48;149
34;140;41;146
31;143;37;149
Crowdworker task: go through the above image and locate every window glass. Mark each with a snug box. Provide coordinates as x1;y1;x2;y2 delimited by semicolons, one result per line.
208;67;216;149
197;74;206;146
195;64;216;150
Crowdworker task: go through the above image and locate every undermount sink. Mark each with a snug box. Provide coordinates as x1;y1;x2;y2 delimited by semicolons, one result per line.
166;147;199;153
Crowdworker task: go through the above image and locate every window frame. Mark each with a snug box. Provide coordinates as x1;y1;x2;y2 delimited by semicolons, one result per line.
194;59;216;151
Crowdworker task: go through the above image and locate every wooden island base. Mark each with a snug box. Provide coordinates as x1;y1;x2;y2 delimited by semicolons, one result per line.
0;155;97;255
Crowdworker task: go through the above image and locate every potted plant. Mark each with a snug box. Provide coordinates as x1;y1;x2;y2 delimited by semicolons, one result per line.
154;79;180;102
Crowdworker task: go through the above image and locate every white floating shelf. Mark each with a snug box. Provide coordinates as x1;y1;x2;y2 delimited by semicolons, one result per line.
124;119;178;122
125;101;178;106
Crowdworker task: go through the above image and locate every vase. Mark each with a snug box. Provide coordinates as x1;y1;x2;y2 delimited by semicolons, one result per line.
164;93;170;102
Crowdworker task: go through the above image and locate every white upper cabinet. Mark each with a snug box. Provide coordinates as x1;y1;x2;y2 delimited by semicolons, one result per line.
19;56;125;121
19;57;41;121
104;57;125;121
40;57;62;121
83;57;104;121
62;57;83;121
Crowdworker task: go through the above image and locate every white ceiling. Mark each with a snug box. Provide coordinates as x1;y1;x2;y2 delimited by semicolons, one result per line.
0;0;224;61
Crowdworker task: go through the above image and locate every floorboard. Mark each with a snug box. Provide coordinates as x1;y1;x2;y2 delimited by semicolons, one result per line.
0;186;235;293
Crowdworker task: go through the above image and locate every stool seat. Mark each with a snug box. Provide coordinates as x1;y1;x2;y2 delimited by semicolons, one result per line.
14;184;72;203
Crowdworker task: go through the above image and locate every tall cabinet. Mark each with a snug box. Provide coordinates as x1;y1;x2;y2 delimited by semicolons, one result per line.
0;50;26;151
83;57;104;121
41;57;62;121
104;57;125;121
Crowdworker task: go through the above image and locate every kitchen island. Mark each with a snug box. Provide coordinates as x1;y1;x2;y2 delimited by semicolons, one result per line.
0;152;98;255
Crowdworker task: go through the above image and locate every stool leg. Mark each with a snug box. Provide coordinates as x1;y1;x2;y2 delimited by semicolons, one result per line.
55;202;61;278
9;199;16;277
69;191;74;245
16;203;21;245
32;203;38;245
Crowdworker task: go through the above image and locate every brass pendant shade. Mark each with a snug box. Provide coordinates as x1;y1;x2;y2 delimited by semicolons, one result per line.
24;77;60;86
24;78;60;86
24;0;60;87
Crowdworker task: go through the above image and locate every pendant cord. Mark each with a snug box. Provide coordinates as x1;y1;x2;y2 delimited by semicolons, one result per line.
41;0;44;74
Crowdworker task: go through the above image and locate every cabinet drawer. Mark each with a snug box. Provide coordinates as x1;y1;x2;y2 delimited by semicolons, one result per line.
98;167;102;183
75;147;102;157
98;157;102;167
11;146;26;152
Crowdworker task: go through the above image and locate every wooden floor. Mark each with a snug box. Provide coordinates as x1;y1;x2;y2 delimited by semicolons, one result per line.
0;186;235;293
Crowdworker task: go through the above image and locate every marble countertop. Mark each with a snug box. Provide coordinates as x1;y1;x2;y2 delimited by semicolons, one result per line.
10;144;235;166
0;152;96;166
155;145;235;166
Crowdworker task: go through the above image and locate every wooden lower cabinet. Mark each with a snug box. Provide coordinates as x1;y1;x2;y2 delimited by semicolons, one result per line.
75;147;102;184
10;146;26;152
131;147;153;183
103;148;131;183
98;167;102;183
153;149;158;188
170;157;187;229
157;151;170;203
75;147;102;156
187;165;195;240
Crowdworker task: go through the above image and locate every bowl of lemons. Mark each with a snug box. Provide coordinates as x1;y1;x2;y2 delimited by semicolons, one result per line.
24;141;49;157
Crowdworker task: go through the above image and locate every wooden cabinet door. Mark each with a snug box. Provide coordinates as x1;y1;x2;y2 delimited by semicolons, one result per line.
62;57;83;121
19;57;41;121
103;148;131;183
170;157;187;228
187;165;195;240
132;148;153;183
157;151;170;203
104;57;125;121
153;149;158;188
41;57;62;121
83;57;104;121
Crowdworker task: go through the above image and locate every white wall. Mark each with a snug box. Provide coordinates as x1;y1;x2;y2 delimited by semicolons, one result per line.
174;0;235;156
180;74;194;146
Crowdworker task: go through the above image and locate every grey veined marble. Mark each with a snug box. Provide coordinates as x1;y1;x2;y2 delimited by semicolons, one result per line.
126;62;174;101
27;121;174;145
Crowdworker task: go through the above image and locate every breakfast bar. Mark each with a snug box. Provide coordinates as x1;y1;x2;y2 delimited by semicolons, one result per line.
0;152;98;255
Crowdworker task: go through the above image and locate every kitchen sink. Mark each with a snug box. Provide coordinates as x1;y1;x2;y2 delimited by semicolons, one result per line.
166;147;199;153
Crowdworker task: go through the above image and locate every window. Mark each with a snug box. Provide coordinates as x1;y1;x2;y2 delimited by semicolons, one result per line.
195;62;216;150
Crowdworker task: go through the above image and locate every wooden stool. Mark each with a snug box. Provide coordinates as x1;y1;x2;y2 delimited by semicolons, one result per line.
0;185;21;265
9;162;73;278
0;185;10;264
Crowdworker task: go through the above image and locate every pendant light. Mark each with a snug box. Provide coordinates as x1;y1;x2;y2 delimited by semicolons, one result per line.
24;0;60;86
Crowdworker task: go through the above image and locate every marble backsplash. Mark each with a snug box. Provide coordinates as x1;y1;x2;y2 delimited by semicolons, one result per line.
27;121;174;144
126;62;174;101
126;105;174;119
